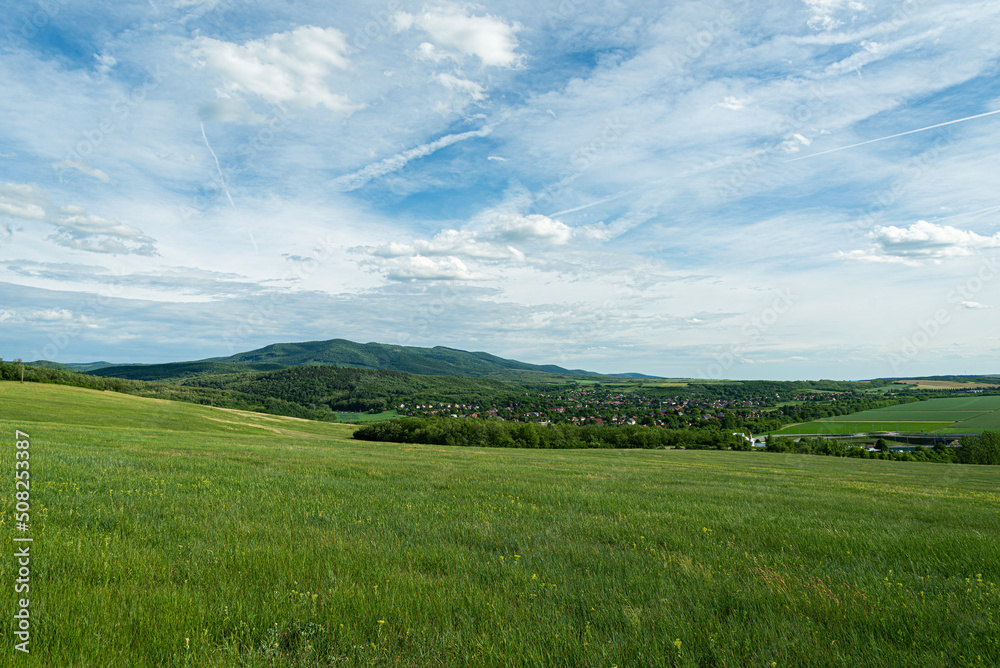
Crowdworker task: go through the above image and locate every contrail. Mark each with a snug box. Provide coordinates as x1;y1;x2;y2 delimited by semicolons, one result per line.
786;108;1000;163
547;189;633;218
200;122;234;206
931;203;1000;225
333;125;495;192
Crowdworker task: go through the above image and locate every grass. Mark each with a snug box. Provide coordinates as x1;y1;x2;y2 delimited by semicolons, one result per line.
1;382;998;667
775;421;954;435
777;395;1000;435
336;409;400;423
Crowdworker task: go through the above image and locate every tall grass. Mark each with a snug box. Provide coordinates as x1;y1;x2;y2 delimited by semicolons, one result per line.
1;383;997;666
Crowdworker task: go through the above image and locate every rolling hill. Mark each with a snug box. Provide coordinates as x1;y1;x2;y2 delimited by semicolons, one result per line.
87;338;611;381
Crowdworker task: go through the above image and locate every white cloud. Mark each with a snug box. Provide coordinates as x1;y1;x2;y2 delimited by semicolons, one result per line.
715;96;752;111
187;26;358;111
839;221;1000;264
482;214;573;245
438;73;487;101
53;160;112;184
94;53;116;77
961;301;992;309
414;42;450;64
368;228;525;261
804;0;867;31
833;249;917;266
872;220;1000;260
395;5;523;68
356;212;614;283
375;255;491;281
49;206;157;256
0;183;47;220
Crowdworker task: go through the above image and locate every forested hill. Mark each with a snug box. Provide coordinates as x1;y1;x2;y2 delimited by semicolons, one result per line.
87;338;604;381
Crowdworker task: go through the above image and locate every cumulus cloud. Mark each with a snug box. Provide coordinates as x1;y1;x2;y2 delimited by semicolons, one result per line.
356;213;610;282
187;26;358;111
481;214;574;245
394;5;523;68
368;229;525;261
804;0;867;31
14;308;101;329
49;206;157;256
838;220;1000;264
961;301;992;310
374;255;491;281
0;183;47;220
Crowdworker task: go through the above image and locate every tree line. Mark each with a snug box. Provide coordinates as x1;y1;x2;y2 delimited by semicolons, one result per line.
353;417;736;449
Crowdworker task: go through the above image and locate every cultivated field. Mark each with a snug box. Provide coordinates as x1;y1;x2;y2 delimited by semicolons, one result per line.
775;421;953;435
1;383;998;667
777;395;1000;435
893;380;1000;390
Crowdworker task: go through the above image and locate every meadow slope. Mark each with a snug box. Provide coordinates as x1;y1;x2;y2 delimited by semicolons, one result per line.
0;382;998;667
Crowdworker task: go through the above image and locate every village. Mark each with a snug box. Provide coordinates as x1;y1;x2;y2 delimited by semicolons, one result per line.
395;386;836;432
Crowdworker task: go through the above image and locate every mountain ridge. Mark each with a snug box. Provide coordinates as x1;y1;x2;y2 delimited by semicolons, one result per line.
85;337;647;381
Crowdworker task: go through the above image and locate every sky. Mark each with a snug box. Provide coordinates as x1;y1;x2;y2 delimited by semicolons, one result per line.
1;0;999;380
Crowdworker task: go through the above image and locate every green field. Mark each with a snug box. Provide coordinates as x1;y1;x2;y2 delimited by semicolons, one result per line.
335;409;399;423
777;395;1000;435
1;382;998;666
775;421;953;435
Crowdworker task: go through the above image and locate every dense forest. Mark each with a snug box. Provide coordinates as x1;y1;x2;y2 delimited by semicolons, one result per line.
177;366;525;412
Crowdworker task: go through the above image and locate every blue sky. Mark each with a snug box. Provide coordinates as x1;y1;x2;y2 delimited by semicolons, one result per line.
2;0;999;380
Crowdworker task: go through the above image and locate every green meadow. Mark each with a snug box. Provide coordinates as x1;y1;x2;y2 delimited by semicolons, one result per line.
775;421;953;435
776;395;1000;435
1;382;998;667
